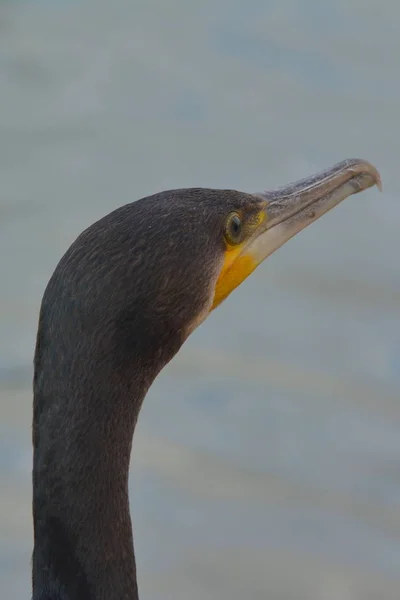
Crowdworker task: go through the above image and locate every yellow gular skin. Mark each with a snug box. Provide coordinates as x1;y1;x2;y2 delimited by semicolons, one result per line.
212;246;257;309
211;210;267;310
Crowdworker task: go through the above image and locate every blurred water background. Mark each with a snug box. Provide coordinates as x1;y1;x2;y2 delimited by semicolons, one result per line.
1;1;399;598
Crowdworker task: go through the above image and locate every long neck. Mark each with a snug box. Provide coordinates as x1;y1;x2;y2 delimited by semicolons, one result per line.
32;360;151;600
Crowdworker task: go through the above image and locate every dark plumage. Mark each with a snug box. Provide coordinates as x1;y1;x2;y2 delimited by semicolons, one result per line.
31;160;381;600
32;188;261;600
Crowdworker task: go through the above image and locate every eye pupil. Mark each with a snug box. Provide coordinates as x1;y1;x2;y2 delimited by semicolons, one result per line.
231;217;240;233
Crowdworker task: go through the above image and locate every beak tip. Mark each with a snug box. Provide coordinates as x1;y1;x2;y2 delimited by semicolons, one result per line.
356;159;382;193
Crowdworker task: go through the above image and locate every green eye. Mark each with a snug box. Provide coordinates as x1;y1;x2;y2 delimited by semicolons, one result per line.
224;212;243;245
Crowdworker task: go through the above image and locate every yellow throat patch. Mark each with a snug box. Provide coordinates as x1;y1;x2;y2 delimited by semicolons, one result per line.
212;245;257;309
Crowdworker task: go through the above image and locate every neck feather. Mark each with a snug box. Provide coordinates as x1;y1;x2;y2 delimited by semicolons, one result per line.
32;355;154;600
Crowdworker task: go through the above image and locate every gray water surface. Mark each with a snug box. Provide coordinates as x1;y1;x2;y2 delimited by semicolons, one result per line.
1;1;399;598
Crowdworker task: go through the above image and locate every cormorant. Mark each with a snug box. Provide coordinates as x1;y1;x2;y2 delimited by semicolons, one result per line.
32;159;381;600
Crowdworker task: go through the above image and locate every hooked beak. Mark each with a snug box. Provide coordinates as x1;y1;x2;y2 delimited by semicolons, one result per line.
249;158;382;263
211;158;381;310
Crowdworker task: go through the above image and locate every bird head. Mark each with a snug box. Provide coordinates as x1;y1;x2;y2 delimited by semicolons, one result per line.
43;159;381;379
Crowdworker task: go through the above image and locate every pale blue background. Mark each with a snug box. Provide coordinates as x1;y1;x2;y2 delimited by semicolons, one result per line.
1;1;399;598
